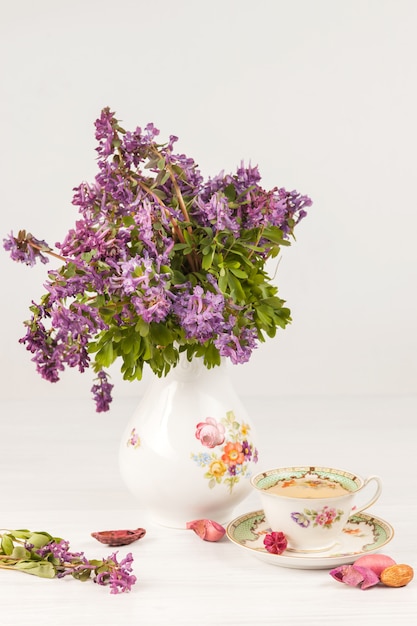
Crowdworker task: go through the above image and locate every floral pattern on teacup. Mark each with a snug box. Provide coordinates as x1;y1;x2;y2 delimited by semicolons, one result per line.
191;411;258;493
291;506;344;529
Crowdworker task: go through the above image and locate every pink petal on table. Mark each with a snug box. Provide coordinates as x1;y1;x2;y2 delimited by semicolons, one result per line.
329;564;379;589
352;565;380;589
186;519;226;541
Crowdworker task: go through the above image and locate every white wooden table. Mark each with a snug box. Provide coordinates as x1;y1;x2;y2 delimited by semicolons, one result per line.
1;394;416;625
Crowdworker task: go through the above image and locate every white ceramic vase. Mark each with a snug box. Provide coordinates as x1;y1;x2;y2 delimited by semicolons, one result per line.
119;354;259;528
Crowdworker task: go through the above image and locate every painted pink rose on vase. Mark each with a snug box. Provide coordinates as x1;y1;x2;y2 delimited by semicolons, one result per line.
195;417;226;449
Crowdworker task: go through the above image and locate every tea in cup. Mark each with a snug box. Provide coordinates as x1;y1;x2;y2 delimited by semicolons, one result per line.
251;466;382;552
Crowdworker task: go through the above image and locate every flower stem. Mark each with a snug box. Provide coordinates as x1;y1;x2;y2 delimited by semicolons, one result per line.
29;241;67;263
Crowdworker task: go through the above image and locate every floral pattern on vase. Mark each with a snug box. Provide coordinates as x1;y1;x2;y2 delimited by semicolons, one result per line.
191;411;258;493
119;355;259;527
126;428;141;449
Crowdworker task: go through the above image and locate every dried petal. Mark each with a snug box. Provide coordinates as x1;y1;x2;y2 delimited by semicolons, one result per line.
263;532;288;555
352;565;380;589
329;564;379;589
91;528;146;546
353;554;396;577
186;519;226;542
329;565;351;583
330;565;362;586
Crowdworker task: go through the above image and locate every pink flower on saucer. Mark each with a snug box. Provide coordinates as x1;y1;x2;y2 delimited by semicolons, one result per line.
263;532;288;555
195;417;226;448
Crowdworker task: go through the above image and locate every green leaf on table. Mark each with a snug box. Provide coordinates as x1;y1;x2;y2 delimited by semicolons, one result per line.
13;559;56;578
1;535;14;555
9;529;31;539
27;532;54;549
72;567;94;582
12;546;31;560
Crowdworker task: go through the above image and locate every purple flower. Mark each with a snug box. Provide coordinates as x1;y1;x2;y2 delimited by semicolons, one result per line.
19;316;64;383
241;440;252;460
91;370;113;412
95;108;117;157
120;253;172;323
36;540;84;562
121;123;160;167
214;324;258;364
172;284;226;343
194;192;240;235
291;512;310;528
19;295;107;383
235;161;262;188
3;231;50;266
57;220;125;261
94;551;137;594
35;539;136;593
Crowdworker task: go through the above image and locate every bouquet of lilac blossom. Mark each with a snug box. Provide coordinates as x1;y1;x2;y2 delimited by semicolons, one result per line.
4;107;311;411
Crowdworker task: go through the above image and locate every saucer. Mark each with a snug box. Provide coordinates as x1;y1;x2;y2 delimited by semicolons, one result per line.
226;510;394;569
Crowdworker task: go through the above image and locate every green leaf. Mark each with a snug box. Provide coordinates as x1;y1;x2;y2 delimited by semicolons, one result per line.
150;323;175;347
171;269;187;284
202;342;221;368
1;535;14;555
218;272;228;294
122;215;136;227
11;546;31;560
227;271;246;302
135;319;150;337
255;307;272;326
261;296;285;308
223;183;237;202
121;336;133;355
154;169;170;186
201;248;215;271
27;532;54;549
183;229;193;246
13;559;56;579
9;530;31;540
96;341;115;368
262;226;285;245
99;306;116;317
151;188;167;201
229;267;248;279
72;567;94;582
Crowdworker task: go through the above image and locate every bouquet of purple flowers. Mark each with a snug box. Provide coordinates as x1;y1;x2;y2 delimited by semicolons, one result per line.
4;108;311;411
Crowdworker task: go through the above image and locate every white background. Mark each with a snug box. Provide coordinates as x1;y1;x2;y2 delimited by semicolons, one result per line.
1;0;416;406
1;4;417;623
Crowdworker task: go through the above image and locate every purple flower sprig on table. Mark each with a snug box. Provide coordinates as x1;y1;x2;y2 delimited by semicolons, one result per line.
0;529;136;594
3;107;312;411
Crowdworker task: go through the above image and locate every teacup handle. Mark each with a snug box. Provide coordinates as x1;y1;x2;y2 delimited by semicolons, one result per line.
354;475;382;514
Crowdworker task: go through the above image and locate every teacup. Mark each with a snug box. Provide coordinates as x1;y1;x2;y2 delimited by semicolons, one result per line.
251;466;382;553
